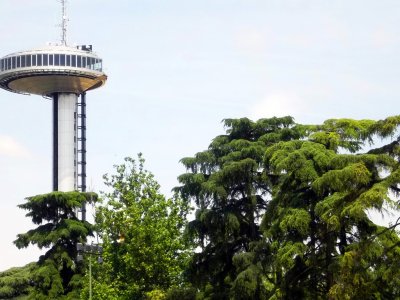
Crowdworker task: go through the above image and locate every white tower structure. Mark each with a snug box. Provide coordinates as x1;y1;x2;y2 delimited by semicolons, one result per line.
0;1;107;211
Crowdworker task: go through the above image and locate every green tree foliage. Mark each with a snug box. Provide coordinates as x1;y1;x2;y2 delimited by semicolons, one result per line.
0;263;36;299
176;116;400;299
176;117;308;299
94;155;191;299
14;191;98;299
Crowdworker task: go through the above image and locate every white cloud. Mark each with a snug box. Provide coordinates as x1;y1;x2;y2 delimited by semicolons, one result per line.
247;85;340;124
0;135;31;158
249;92;305;120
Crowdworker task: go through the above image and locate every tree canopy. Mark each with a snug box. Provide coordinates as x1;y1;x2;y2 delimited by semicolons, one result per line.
93;155;191;299
175;116;400;299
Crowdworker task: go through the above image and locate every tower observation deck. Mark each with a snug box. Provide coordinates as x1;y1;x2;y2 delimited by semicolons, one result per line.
0;45;106;96
0;2;107;212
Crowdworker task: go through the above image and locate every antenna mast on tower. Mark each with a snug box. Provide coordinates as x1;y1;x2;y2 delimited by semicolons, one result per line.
60;0;68;45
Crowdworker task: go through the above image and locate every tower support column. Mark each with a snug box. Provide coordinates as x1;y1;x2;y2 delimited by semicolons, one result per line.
53;92;78;191
52;94;59;191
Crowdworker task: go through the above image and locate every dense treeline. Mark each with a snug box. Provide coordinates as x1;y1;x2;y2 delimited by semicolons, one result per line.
1;116;400;299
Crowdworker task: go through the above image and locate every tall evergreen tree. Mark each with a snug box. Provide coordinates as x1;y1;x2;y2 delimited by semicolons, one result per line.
176;117;309;299
14;191;97;299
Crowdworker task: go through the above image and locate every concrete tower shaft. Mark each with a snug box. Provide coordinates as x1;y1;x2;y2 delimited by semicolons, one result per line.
53;93;77;191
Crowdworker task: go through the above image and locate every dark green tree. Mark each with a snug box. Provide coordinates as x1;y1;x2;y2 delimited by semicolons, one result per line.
176;116;400;299
94;155;191;299
14;191;98;299
175;117;308;299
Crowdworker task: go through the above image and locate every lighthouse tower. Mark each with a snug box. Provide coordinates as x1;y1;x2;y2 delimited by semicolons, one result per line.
0;1;107;215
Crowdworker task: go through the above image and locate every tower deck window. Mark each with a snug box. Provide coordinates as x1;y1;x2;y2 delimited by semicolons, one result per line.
66;55;71;66
12;56;16;69
60;54;65;66
72;55;76;67
43;54;48;66
55;54;60;66
77;55;81;67
37;54;42;66
26;55;31;67
49;54;54;65
32;55;37;66
87;57;93;69
21;55;26;67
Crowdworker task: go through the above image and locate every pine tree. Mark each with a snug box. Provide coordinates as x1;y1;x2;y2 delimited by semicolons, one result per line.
14;191;97;299
176;117;309;299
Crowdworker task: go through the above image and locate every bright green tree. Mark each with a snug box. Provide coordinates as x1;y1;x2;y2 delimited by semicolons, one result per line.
262;117;400;299
176;116;400;299
14;191;98;299
94;155;191;299
0;263;36;299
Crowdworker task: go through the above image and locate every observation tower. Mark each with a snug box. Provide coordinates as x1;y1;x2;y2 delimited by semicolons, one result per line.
0;1;107;217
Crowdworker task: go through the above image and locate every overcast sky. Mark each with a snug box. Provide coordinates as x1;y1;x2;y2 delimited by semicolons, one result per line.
1;0;400;271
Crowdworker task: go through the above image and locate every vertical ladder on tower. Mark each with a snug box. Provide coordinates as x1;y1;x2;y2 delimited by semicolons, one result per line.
77;92;87;221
